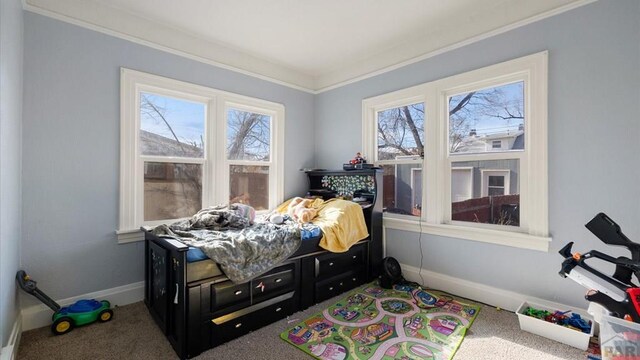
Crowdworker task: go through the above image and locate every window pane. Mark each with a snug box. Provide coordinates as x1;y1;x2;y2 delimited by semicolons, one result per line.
451;160;519;227
488;175;504;187
144;162;202;221
381;164;422;216
449;81;524;154
377;103;424;161
229;165;269;210
227;109;271;161
139;93;205;158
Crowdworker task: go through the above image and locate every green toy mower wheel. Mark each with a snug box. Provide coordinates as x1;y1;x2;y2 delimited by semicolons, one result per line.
98;309;113;322
52;317;74;335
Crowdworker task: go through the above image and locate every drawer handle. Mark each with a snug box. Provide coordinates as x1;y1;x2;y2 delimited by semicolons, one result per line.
275;307;282;312
339;282;343;286
235;323;242;328
329;287;334;291
275;278;282;283
352;277;357;281
329;262;334;266
234;290;243;296
352;255;357;259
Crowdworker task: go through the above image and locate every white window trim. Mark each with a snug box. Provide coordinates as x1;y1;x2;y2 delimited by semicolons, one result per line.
363;51;549;252
118;68;284;243
481;169;510;197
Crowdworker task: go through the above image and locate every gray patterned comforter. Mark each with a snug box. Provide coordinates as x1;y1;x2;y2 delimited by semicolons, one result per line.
150;205;301;283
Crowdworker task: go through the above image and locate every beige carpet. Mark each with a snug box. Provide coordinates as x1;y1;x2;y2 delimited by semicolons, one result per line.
19;295;588;360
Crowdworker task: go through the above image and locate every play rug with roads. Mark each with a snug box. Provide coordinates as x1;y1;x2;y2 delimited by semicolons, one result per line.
281;281;480;360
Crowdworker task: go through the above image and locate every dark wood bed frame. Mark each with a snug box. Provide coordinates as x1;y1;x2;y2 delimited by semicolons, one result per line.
144;169;382;359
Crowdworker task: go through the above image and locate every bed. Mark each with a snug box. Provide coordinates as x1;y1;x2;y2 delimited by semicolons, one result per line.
143;169;382;359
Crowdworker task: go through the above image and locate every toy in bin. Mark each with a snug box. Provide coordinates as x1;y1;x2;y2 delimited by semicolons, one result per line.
523;307;592;333
16;270;113;335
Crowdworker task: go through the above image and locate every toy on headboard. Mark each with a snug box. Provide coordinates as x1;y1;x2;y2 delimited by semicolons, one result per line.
349;152;366;165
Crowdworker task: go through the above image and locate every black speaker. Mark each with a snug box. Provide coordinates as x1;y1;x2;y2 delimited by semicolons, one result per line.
380;257;403;289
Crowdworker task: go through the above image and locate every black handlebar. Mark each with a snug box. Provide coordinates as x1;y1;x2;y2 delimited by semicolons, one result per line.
16;270;60;312
586;213;640;262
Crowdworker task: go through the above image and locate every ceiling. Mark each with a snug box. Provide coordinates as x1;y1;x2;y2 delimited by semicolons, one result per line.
24;0;593;92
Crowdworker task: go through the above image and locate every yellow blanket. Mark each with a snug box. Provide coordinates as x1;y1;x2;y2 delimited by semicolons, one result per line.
274;198;369;253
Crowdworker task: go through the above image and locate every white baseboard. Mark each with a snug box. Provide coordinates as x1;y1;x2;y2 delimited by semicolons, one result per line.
400;263;588;314
21;281;144;332
0;313;22;360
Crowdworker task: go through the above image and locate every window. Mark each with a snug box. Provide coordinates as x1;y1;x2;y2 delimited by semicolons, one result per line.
139;93;206;222
488;175;505;195
370;100;425;216
227;107;273;210
363;52;549;251
483;172;510;196
118;69;284;242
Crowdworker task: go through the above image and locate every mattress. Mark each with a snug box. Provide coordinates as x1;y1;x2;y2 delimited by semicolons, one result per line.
185;234;325;283
187;247;209;263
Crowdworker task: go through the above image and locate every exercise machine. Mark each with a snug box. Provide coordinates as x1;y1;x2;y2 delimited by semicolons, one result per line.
558;213;640;323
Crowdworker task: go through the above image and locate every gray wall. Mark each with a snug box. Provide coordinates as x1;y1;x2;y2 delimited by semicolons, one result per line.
315;0;640;307
21;13;315;302
0;0;24;346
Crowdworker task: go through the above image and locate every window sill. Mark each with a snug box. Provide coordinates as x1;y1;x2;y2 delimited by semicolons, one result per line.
116;229;144;244
383;217;551;252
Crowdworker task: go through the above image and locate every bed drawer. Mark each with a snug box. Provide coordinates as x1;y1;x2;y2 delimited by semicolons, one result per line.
208;281;251;313
314;243;367;279
251;262;296;303
315;270;365;304
209;292;295;347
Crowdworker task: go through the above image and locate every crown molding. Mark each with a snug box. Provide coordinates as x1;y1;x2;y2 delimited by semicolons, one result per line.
314;0;597;92
23;0;316;93
23;0;596;94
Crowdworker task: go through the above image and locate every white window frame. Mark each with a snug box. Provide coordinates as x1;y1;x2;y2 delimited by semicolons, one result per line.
481;170;510;197
363;52;549;251
118;69;284;243
222;101;281;210
362;89;429;221
491;140;502;149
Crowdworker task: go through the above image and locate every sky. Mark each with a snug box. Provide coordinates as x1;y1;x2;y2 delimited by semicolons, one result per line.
449;81;525;137
140;92;205;147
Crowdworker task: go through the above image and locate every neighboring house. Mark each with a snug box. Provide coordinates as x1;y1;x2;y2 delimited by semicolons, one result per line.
140;129;204;158
139;130;204;220
140;130;268;215
454;128;524;154
384;130;521;223
451;128;523;202
450;129;522;224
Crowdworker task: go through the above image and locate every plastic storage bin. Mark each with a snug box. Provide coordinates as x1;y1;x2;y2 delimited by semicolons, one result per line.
599;314;640;360
516;301;594;350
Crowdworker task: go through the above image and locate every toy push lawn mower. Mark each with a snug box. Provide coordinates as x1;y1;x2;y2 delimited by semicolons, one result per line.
16;270;114;335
